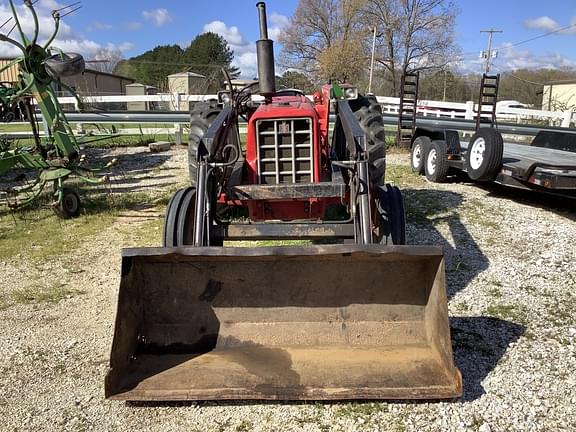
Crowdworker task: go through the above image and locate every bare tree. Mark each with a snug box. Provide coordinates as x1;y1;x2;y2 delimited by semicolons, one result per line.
364;0;459;95
88;47;124;74
279;0;369;83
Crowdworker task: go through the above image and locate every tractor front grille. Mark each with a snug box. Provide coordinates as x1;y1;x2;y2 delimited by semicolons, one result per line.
256;118;313;184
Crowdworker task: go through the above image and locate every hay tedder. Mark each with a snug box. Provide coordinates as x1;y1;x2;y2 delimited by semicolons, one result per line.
106;2;462;401
0;0;110;216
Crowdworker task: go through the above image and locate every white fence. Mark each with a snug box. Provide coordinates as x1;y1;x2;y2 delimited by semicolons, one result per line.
55;93;576;128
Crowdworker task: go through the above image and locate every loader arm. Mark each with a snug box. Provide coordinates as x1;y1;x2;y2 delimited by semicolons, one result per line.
194;106;241;247
334;100;373;245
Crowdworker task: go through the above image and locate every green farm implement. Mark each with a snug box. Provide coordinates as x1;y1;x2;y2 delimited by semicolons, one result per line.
0;0;112;217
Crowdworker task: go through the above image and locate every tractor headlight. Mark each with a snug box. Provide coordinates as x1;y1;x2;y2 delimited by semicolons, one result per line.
344;87;358;100
218;91;232;105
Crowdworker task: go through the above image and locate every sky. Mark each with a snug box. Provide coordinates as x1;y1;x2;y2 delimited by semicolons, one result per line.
1;0;575;78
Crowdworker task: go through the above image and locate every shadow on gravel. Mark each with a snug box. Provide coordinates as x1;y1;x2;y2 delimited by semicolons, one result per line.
478;183;575;222
403;188;489;299
451;316;525;402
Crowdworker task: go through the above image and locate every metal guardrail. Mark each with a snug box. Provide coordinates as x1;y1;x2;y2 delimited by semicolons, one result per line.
2;111;575;140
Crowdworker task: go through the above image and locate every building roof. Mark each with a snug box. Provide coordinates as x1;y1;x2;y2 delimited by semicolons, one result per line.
168;71;206;78
544;79;576;86
80;68;135;82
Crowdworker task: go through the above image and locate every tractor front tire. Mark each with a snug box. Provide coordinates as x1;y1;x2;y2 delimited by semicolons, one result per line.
188;100;222;187
374;184;406;245
349;95;387;187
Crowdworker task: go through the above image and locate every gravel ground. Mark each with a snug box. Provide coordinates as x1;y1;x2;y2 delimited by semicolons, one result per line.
1;147;575;432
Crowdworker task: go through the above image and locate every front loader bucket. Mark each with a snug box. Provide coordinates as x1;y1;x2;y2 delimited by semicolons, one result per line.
105;245;462;401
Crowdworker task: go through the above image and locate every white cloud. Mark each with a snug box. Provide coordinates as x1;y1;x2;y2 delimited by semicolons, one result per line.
525;16;560;32
126;21;142;31
0;3;132;63
202;13;288;79
87;21;113;32
142;8;172;27
203;20;257;79
524;16;576;34
456;43;576;73
269;12;289;40
495;43;576;70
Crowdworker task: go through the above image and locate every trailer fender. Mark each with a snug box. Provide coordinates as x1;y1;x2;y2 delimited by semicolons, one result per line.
412;127;462;157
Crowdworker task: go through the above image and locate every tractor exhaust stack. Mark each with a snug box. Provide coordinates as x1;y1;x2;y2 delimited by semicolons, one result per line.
256;2;276;101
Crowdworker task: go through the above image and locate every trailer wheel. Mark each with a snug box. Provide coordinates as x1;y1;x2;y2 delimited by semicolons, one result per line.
188;100;222;187
425;140;449;183
374;184;406;245
54;188;80;219
348;95;386;186
466;129;503;181
411;136;430;174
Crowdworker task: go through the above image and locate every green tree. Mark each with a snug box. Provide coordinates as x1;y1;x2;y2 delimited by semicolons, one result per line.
115;44;184;89
114;32;239;91
184;32;239;79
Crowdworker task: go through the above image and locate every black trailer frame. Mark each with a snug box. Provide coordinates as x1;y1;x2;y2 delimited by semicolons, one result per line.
411;127;576;198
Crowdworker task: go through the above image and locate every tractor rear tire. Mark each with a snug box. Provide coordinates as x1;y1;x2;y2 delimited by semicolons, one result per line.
348;95;387;187
374;184;406;245
188;100;222;187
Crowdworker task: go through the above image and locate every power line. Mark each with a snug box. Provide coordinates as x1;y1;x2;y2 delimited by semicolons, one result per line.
503;22;576;50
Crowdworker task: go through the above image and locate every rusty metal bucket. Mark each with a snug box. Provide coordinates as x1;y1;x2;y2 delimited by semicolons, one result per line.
105;245;462;401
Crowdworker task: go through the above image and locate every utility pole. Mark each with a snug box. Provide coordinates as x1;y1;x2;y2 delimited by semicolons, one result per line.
368;27;377;94
480;29;502;74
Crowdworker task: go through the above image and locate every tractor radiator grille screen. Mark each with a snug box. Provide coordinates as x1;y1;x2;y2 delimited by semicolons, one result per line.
256;118;313;184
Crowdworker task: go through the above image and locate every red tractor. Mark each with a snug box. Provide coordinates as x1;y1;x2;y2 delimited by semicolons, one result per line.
163;12;402;247
106;2;461;402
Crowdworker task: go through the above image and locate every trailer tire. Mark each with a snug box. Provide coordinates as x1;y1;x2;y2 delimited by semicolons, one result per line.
375;184;406;245
188;100;222;187
348;95;386;186
411;136;430;174
466;129;503;181
425;140;449;183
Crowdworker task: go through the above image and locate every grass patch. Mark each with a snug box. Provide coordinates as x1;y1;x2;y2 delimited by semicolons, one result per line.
0;281;84;310
487;286;502;299
486;303;526;324
460;198;503;230
0;190;171;262
234;420;253;432
386;164;426;188
336;402;386;418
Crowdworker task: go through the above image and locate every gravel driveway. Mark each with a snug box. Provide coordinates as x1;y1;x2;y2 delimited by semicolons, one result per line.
0;147;574;432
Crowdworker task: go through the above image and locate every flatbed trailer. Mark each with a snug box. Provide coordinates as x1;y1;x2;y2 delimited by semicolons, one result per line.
410;128;576;199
